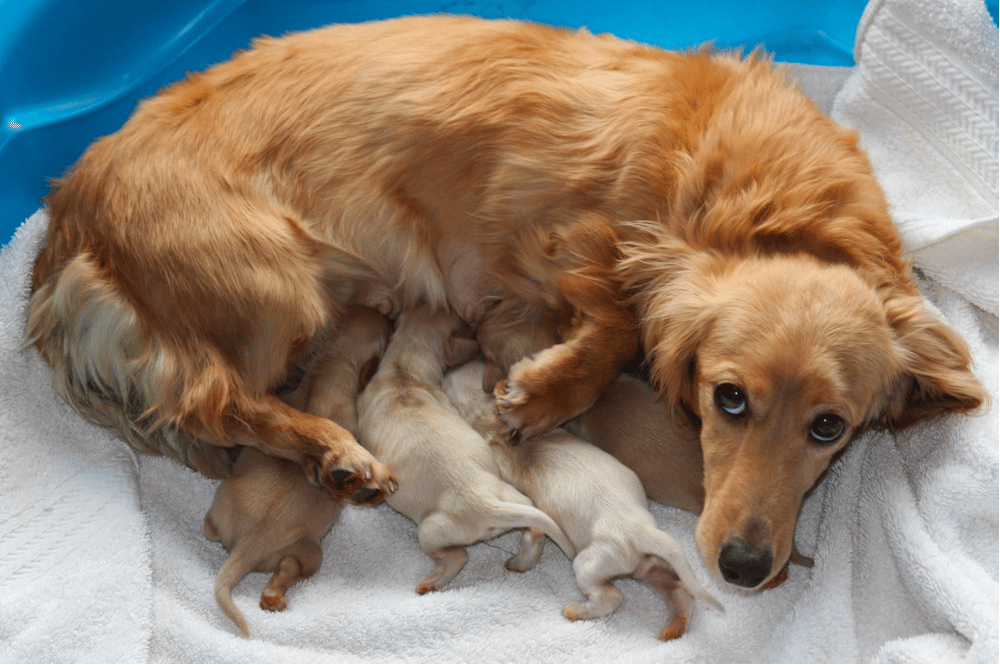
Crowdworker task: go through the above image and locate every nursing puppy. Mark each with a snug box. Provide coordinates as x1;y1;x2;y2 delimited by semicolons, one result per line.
27;15;987;586
356;303;575;593
204;307;392;637
443;360;722;640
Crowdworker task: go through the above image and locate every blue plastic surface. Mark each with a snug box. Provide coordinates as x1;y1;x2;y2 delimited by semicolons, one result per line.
0;0;959;245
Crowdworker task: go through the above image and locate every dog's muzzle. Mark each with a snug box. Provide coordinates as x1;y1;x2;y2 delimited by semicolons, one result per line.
718;538;773;588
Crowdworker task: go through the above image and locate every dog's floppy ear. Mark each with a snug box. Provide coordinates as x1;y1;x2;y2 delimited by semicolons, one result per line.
618;224;717;419
879;290;988;430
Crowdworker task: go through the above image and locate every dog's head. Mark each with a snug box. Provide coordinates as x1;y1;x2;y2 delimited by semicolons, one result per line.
621;242;987;589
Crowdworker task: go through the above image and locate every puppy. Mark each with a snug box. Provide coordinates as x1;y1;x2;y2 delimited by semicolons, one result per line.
27;16;987;586
203;307;392;637
443;360;722;640
356;303;575;593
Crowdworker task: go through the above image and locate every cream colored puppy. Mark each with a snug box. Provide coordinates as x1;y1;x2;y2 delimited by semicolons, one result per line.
356;303;575;593
204;307;392;637
443;360;722;640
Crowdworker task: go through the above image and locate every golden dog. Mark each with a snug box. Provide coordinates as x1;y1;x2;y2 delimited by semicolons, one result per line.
27;16;986;585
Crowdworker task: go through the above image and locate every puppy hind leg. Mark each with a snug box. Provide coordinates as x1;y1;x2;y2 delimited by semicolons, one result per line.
416;547;469;595
415;515;469;594
505;528;545;572
562;546;624;621
633;554;692;641
260;539;323;612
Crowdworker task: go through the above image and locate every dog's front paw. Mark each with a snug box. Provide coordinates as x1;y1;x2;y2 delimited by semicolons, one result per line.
494;355;590;440
306;445;398;505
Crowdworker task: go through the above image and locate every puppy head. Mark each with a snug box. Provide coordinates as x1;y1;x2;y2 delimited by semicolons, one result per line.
395;303;480;369
623;246;986;588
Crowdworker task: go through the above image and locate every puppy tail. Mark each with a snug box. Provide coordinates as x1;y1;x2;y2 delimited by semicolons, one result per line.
488;500;577;560
639;531;724;613
214;552;254;638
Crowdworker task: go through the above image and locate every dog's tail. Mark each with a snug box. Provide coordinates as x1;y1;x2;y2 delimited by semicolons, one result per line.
636;530;724;613
213;548;256;638
25;241;382;478
24;252;237;477
487;500;577;560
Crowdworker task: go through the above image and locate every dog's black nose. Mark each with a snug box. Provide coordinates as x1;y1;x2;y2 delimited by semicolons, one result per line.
718;539;773;588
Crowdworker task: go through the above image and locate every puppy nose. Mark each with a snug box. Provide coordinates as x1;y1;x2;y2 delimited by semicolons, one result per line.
718;538;773;588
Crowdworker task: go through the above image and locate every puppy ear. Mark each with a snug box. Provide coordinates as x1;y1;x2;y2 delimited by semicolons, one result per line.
444;336;480;370
879;291;988;430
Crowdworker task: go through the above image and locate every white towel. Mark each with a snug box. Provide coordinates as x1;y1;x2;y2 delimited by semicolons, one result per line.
831;0;999;315
0;0;996;660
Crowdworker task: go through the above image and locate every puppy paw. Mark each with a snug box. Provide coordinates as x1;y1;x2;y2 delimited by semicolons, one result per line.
415;576;442;595
562;603;597;622
260;589;288;612
505;528;545;572
306;446;398;505
658;615;687;641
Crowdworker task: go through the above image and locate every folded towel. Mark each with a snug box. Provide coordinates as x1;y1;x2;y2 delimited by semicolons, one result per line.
832;0;999;315
0;213;150;662
0;0;995;661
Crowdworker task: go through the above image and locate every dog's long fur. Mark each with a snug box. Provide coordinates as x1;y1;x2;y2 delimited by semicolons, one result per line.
356;304;576;593
27;16;987;583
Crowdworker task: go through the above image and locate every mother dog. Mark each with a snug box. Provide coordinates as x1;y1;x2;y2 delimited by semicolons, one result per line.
27;15;986;588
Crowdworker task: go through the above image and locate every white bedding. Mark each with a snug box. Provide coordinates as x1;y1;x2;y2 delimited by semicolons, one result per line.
1;0;996;660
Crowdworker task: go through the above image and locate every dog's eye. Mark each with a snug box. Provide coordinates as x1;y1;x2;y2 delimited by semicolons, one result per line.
714;383;747;417
809;414;846;443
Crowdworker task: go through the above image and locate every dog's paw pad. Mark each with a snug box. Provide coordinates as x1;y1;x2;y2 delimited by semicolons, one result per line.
351;486;381;504
329;469;353;484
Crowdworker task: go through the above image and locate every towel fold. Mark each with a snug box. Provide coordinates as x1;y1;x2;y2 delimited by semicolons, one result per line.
831;0;999;314
0;0;996;660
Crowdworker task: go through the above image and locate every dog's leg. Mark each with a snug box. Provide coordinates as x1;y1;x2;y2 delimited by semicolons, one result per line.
562;546;625;621
494;302;636;439
505;528;546;572
489;218;638;438
416;546;469;595
229;394;397;504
